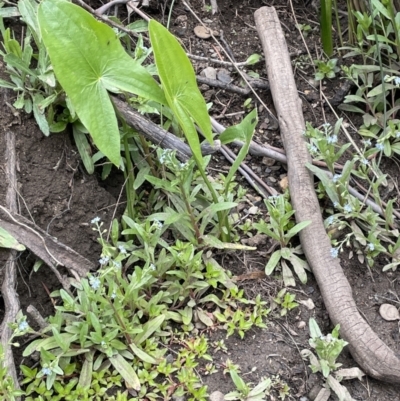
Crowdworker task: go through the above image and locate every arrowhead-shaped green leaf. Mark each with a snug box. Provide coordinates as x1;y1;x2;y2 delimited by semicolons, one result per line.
38;0;166;165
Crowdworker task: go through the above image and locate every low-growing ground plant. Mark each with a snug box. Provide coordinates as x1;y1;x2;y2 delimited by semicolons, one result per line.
253;194;311;286
301;318;364;401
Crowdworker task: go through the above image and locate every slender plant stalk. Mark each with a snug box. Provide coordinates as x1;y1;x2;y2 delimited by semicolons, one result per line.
123;133;136;221
321;0;333;56
179;181;202;242
192;154;230;242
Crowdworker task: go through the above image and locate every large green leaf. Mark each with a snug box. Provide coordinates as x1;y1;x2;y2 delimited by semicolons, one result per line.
149;20;212;161
38;0;166;165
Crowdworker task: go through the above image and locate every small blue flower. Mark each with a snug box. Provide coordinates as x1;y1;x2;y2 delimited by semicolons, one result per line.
89;276;101;290
322;123;331;129
327;135;338;144
118;245;127;254
396;131;400;139
344;203;352;213
332;174;342;183
376;142;384;151
330;248;339;258
333;201;339;208
99;256;110;265
309;145;318;153
150;263;156;271
327;216;334;225
153;219;163;230
360;158;369;166
367;243;375;251
113;260;122;269
394;76;400;86
111;291;117;299
18;321;29;332
363;139;371;147
91;216;101;224
41;367;52;376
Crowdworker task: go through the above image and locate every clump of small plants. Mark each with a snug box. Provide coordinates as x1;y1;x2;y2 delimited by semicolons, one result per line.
301;319;364;401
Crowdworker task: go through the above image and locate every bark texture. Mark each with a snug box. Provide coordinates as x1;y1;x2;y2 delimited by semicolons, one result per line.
254;6;400;383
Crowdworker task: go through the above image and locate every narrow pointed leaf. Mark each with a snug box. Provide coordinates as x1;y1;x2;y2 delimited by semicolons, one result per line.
149;19;212;161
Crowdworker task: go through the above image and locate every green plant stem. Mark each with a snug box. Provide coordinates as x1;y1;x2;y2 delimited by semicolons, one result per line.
321;0;333;56
332;0;343;51
179;181;202;243
123;134;136;221
388;0;400;59
166;0;176;30
192;155;230;242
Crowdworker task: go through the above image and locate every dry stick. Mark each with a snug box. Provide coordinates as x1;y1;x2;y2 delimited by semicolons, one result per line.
254;6;400;383
0;129;20;397
196;76;270;95
219;145;278;197
0;207;94;281
112;97;221;160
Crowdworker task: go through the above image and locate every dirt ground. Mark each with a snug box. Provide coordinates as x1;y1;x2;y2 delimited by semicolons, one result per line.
1;0;400;400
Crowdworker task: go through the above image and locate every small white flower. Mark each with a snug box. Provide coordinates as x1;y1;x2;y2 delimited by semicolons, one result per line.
150;263;156;271
327;216;334;225
360;158;369;165
99;256;110;265
118;245;127;254
344;203;352;213
113;260;122;269
41;367;52;376
363;139;371;147
396;131;400;139
376;142;384;151
309;144;318;153
153;219;163;230
332;174;342;183
111;291;117;299
333;201;339;208
18;321;29;332
89;276;101;290
394;76;400;86
330;248;339;258
327;135;338;144
91;216;101;224
367;243;375;251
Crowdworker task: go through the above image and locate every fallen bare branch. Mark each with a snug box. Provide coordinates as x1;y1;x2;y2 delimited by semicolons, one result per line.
112;96;221;161
197;76;269;95
254;6;400;383
0;129;20;397
0;206;95;279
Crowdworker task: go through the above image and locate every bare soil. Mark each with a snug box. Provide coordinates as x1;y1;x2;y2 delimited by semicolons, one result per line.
1;0;400;400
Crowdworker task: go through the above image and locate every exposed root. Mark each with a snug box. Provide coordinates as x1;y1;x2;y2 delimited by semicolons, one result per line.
254;6;400;383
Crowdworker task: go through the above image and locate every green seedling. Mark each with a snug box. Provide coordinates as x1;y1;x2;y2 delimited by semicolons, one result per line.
224;370;272;401
253;194;311;286
296;23;312;37
314;58;340;80
301;318;363;401
273;289;299;316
